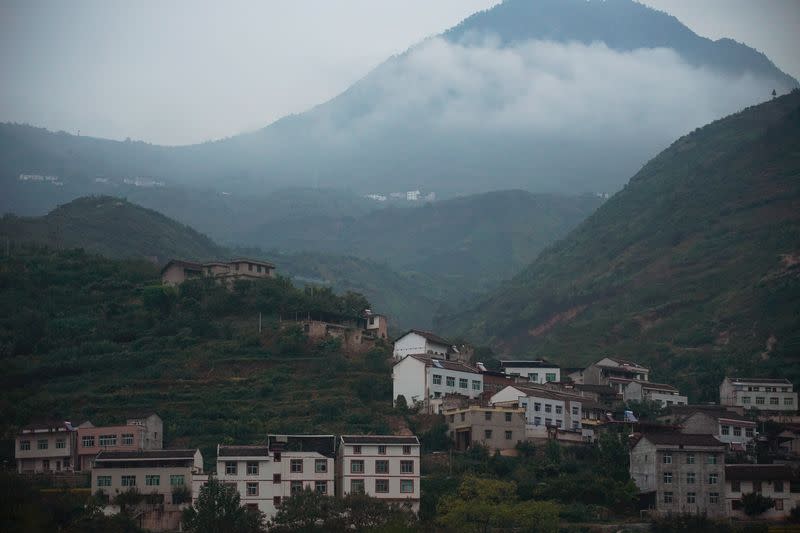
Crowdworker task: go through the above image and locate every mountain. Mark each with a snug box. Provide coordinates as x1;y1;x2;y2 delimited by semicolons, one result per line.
438;90;800;400
1;0;797;211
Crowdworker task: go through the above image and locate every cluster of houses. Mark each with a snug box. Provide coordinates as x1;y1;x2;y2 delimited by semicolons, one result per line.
390;329;800;520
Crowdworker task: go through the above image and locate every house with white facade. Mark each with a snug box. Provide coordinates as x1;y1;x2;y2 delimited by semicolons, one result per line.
725;464;800;520
720;377;797;413
392;355;483;413
392;330;452;360
500;360;560;384
216;435;336;520
583;357;650;394
336;435;421;512
623;381;688;408
15;420;77;473
489;385;589;442
659;407;757;453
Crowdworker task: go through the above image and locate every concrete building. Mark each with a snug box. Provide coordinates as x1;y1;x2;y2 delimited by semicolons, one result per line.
629;433;726;518
77;414;163;470
216;435;335;520
336;435;420;512
720;377;797;413
161;258;275;286
583;357;650;393
500;360;561;384
445;405;526;452
15;421;77;473
725;464;800;520
392;330;452;361
392;354;483;413
490;385;590;442
659;407;757;453
623;381;688;408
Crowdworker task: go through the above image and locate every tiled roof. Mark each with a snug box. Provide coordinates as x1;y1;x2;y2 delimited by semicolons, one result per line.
641;433;723;447
267;435;336;458
664;405;753;424
575;384;617;395
725;464;795;481
229;258;275;268
161;259;202;274
408;354;480;374
399;329;451;346
21;420;75;432
728;377;792;385
505;384;585;402
639;381;679;392
341;435;419;445
95;449;198;460
500;360;559;369
597;357;649;371
218;445;269;457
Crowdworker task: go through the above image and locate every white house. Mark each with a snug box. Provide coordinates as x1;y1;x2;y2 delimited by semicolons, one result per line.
489;385;587;440
336;435;421;513
623;381;688;407
216;435;335;520
392;330;451;360
500;360;560;384
719;377;797;413
392;355;483;413
726;464;800;520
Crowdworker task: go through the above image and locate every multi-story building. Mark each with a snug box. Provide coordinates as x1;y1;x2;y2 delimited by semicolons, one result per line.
490;385;589;442
623;381;688;407
629;433;726;518
719;377;797;413
445;405;526;452
392;354;483;413
583;357;650;393
392;330;452;360
216;435;336;520
659;406;757;453
336;435;421;512
725;464;800;520
76;413;163;470
161;258;276;286
499;360;561;384
15;420;77;473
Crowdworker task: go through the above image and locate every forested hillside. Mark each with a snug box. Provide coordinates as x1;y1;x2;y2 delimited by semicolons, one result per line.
440;90;800;401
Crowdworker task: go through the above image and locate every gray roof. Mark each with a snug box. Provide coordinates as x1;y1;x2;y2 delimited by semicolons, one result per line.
95;449;197;460
406;354;480;374
218;445;269;457
340;435;419;445
500;360;559;369
642;433;724;448
728;377;792;385
726;464;796;481
398;329;451;346
267;435;336;458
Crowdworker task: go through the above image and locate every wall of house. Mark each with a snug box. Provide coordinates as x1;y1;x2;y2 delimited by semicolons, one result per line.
720;380;798;412
644;390;688;407
523;396;582;431
392;333;447;360
446;408;525;452
726;478;800;520
92;465;195;503
337;442;420;512
427;367;483;404
504;367;560;384
161;265;191;286
77;425;143;470
392;357;427;408
15;430;75;473
630;439;658;493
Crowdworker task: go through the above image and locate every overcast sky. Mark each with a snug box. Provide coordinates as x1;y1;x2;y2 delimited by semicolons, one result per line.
0;0;798;145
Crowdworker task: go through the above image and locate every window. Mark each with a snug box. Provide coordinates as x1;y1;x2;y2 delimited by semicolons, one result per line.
120;433;134;446
774;480;784;493
756;397;765;405
572;406;579;416
721;425;730;435
663;492;673;504
733;427;742;437
350;479;365;494
273;474;281;484
534;403;541;412
19;440;30;451
146;475;160;486
731;480;741;492
257;265;262;273
42;459;49;470
446;377;455;387
376;460;389;474
351;460;364;474
742;396;751;404
785;397;794;405
247;461;259;475
97;475;112;487
37;439;48;450
555;406;563;415
529;373;538;382
572;421;580;430
400;479;414;493
707;454;718;465
56;439;65;449
505;431;513;440
534;417;541;426
544;404;552;413
248;264;253;271
686;492;696;504
663;453;672;464
375;479;389;493
484;429;493;439
315;481;327;494
472;380;481;391
775;499;784;511
745;427;754;438
378;445;387;455
402;445;411;455
708;473;718;484
686;472;695;484
663;472;672;484
273;496;281;506
245;482;258;496
686;454;695;464
709;492;719;504
170;475;185;486
99;434;117;447
770;397;779;405
460;413;465;422
291;481;303;495
274;452;281;462
505;412;512;422
352;445;362;454
225;462;237;475
485;411;492;421
545;418;553;426
290;459;303;473
121;475;136;487
433;374;442;385
546;373;556;382
315;459;328;473
400;460;414;474
459;378;468;389
556;420;563;428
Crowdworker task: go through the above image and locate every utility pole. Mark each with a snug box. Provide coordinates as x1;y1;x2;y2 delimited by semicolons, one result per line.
258;312;262;333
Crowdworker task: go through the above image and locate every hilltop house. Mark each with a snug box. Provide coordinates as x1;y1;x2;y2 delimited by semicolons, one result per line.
725;464;800;520
623;381;688;408
161;258;275;286
500;360;561;384
392;355;483;413
286;310;389;352
629;432;726;518
445;405;526;453
76;413;163;471
719;377;797;414
336;435;421;512
15;421;78;473
392;330;452;361
582;357;651;394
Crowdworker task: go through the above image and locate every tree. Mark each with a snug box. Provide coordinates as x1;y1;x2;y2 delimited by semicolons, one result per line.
269;488;338;532
182;475;266;533
741;492;774;516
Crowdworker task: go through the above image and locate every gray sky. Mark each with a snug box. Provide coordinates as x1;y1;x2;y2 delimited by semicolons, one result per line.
0;0;797;145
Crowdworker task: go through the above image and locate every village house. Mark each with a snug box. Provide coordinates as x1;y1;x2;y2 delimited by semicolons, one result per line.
725;464;800;520
336;435;421;513
392;330;451;360
719;377;797;414
161;258;275;286
623;381;688;408
392;354;483;413
288;310;389;352
76;413;163;470
444;405;526;453
658;406;757;453
582;357;650;394
629;432;726;518
500;360;561;384
91;449;204;531
216;435;336;520
15;420;77;473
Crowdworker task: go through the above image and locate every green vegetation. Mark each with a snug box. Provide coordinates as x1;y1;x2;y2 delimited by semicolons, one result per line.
183;475;266;533
441;90;800;401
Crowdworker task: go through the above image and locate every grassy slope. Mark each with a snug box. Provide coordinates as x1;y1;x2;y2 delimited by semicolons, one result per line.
440;91;800;400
